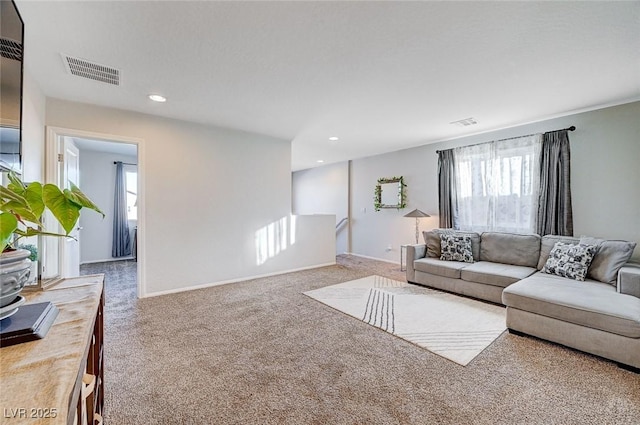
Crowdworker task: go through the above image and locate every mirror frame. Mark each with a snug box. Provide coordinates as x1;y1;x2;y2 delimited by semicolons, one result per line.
0;0;25;173
374;176;407;211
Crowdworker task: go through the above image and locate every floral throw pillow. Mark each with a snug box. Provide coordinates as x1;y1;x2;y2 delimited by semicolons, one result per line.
541;242;598;281
440;234;474;263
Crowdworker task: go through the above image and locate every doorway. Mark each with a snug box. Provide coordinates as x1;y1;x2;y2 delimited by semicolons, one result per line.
45;127;145;297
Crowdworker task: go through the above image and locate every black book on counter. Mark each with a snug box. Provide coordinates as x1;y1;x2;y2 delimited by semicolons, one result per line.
0;302;59;347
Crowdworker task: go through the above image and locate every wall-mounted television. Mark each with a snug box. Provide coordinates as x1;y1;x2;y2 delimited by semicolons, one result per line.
0;0;24;172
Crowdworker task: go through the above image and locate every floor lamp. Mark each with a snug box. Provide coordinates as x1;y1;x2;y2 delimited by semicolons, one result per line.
404;209;431;244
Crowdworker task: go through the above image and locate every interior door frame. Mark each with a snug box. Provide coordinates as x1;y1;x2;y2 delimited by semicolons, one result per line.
45;126;146;298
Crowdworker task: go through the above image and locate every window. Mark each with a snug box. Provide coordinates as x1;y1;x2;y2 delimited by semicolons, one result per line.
454;134;542;233
125;170;137;220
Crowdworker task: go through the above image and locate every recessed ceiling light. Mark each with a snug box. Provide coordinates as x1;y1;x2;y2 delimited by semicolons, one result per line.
148;94;167;102
317;160;324;163
328;136;339;141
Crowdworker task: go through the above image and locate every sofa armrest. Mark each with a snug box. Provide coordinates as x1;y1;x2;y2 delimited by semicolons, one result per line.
617;265;640;299
406;244;427;283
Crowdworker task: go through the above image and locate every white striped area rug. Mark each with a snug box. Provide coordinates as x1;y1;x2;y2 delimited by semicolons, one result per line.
304;275;506;366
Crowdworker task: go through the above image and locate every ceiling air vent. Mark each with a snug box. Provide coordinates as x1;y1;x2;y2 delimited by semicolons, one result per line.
0;38;22;61
450;117;478;127
61;54;120;86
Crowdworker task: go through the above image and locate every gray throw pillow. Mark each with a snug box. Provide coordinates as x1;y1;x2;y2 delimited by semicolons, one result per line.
423;230;442;258
440;234;474;263
541;242;598;281
580;236;637;284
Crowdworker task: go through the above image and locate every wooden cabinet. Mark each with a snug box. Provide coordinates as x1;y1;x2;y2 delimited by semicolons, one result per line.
0;275;104;424
77;284;104;425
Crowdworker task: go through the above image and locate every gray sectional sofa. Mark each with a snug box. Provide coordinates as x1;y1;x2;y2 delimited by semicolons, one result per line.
406;230;640;370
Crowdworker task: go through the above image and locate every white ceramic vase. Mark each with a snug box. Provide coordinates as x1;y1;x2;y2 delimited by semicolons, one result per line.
0;248;31;308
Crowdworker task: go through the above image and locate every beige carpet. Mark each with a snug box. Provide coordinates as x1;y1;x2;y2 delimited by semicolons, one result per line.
304;275;506;366
80;255;640;425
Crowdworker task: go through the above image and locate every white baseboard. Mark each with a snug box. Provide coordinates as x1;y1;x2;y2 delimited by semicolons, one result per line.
345;252;400;265
142;261;336;298
81;257;135;265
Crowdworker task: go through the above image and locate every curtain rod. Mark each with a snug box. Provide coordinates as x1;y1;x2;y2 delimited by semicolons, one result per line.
113;161;137;166
435;126;576;154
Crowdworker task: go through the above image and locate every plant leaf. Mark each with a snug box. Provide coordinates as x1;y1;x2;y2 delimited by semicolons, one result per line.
7;171;26;195
0;182;39;224
0;212;18;251
15;226;74;240
24;182;45;218
42;184;80;234
65;182;105;217
0;186;29;206
0;200;40;224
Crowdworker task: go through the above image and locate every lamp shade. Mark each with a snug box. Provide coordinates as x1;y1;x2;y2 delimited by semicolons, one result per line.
403;209;430;218
404;209;430;244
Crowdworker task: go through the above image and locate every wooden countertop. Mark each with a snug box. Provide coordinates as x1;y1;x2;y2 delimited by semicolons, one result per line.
0;275;104;424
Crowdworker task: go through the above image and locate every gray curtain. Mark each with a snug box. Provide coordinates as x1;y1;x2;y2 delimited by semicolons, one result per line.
112;161;131;257
536;130;573;236
438;149;457;228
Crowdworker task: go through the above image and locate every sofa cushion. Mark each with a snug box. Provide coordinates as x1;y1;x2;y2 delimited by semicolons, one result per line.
424;229;481;260
480;232;541;268
461;261;537;288
440;234;474;263
413;258;469;279
502;272;640;338
537;235;580;270
541;242;598;281
580;236;637;284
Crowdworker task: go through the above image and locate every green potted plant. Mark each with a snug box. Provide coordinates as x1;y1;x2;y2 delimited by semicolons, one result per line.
0;171;104;311
18;243;38;285
18;243;38;262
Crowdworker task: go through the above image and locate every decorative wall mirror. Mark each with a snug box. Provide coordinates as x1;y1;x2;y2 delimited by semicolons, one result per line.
374;176;407;211
0;0;25;173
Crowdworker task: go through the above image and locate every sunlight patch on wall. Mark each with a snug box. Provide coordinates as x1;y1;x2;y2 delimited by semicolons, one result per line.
255;215;297;265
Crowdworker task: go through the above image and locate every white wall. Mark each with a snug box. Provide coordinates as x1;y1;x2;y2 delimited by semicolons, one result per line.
350;149;440;262
21;69;45;182
45;98;335;296
292;161;349;254
298;101;640;263
78;149;137;264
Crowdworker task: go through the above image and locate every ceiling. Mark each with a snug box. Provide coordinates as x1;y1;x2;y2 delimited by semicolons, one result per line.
15;1;640;171
71;137;137;157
